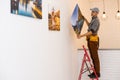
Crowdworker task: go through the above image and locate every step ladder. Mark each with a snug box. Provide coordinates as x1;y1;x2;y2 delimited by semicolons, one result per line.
78;45;99;80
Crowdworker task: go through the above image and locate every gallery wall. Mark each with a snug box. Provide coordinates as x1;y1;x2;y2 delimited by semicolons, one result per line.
0;0;74;80
0;0;114;80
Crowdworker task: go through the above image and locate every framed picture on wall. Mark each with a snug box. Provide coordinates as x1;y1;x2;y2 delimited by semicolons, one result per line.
71;4;84;35
48;6;60;31
11;0;42;19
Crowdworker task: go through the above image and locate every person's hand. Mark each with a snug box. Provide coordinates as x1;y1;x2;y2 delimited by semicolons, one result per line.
82;15;86;20
77;34;81;39
77;34;79;39
77;34;83;39
82;15;85;19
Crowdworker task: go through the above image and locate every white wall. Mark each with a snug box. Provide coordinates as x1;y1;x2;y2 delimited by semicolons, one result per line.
0;0;74;80
78;50;120;80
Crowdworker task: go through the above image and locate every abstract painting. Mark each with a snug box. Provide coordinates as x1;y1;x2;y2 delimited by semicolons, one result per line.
11;0;42;19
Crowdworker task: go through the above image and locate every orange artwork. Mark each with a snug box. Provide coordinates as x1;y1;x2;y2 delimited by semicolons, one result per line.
48;7;60;31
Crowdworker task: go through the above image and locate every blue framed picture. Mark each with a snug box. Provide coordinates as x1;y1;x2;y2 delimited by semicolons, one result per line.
71;4;84;34
11;0;42;19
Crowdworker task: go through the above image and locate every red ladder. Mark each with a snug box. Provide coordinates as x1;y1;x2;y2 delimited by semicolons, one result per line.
78;45;98;80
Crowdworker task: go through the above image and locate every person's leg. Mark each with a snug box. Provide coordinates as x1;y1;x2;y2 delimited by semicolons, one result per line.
89;41;100;74
88;41;100;78
88;41;96;70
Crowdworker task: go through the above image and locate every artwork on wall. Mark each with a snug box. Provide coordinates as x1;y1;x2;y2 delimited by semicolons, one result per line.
11;0;42;19
48;6;60;31
71;4;84;35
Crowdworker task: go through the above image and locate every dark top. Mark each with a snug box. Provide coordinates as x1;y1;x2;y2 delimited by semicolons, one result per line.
88;16;100;35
